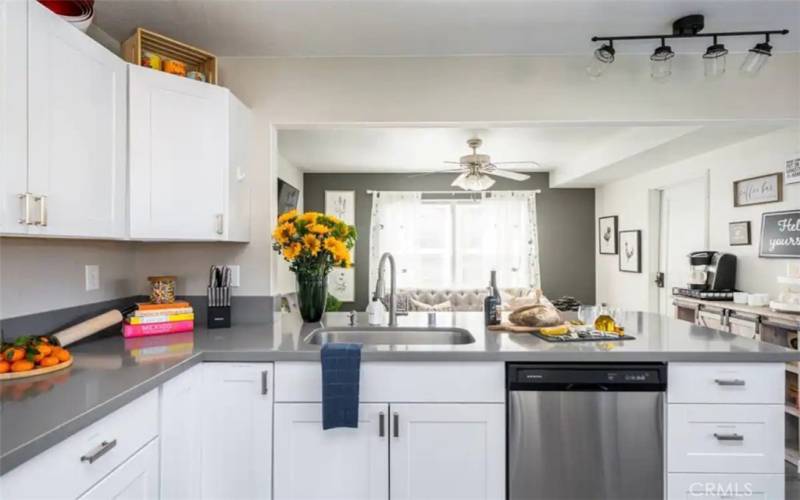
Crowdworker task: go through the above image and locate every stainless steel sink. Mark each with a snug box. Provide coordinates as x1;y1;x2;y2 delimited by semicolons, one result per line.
304;326;475;346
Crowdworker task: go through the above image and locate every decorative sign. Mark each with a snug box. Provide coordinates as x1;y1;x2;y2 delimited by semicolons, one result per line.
786;155;800;185
733;173;783;207
759;210;800;258
729;221;751;246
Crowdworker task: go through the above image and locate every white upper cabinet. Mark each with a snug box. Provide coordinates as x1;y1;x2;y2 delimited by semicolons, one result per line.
0;0;29;235
129;64;251;241
0;1;127;238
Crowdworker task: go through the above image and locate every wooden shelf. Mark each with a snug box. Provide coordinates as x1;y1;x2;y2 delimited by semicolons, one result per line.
788;363;800;375
788;447;800;467
787;404;800;418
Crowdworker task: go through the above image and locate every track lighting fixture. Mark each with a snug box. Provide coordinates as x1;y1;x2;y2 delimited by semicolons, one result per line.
589;15;788;80
649;40;675;81
586;42;615;78
741;37;773;76
702;38;728;78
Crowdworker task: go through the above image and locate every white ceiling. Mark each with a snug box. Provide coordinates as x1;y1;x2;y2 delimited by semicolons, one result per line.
94;0;800;58
277;126;632;173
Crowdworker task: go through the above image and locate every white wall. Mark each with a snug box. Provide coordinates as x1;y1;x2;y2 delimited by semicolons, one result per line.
595;126;800;312
276;154;304;294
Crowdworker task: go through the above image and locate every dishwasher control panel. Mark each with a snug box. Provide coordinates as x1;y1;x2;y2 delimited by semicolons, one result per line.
507;363;667;391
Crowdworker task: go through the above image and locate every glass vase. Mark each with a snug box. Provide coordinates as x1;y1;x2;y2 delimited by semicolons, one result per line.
296;273;328;322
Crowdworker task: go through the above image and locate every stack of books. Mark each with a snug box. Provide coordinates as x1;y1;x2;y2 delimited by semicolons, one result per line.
123;301;195;338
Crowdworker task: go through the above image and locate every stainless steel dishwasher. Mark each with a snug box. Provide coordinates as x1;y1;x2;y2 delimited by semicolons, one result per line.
507;363;666;500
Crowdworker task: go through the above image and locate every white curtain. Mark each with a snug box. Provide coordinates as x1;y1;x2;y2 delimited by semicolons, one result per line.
368;190;540;291
368;191;423;294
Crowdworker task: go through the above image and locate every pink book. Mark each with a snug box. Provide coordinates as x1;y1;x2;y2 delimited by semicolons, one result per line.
122;320;194;338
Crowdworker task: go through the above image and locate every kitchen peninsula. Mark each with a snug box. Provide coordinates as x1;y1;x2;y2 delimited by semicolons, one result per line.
1;311;797;499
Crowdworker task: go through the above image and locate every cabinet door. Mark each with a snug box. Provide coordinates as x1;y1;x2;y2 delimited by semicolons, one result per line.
77;438;160;500
390;403;505;500
27;1;127;238
226;93;251;242
201;363;272;499
129;65;228;240
0;0;29;234
274;403;389;500
161;365;202;500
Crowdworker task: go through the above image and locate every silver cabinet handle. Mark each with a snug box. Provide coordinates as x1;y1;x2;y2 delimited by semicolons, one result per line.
216;214;224;235
379;412;385;437
261;370;269;395
17;193;32;225
80;439;116;464
392;412;399;438
714;433;744;441
33;194;47;226
714;378;745;386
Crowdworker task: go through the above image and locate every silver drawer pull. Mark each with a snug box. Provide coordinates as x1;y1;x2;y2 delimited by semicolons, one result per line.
714;433;744;441
714;378;745;386
80;439;117;464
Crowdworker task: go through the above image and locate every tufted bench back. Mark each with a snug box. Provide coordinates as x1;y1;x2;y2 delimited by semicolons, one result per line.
397;288;533;312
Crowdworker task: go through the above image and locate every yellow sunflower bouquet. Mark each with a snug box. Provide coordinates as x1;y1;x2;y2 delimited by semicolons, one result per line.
272;209;356;273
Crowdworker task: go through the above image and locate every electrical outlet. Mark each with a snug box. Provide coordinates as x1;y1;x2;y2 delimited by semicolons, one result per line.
228;265;241;287
85;265;100;291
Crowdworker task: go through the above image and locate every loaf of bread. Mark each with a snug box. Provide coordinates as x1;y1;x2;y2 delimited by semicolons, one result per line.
508;304;562;328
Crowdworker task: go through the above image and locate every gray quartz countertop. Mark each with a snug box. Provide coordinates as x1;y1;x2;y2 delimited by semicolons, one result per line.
2;310;799;474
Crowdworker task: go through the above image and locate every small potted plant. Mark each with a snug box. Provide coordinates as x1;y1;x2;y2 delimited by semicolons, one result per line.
272;210;356;322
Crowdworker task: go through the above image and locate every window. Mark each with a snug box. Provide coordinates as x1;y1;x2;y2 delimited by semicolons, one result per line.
369;191;540;291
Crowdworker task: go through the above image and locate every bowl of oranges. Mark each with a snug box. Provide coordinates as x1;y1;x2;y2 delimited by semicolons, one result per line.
0;335;72;380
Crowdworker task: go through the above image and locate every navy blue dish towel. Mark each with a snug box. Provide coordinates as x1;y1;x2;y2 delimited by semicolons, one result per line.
321;342;362;430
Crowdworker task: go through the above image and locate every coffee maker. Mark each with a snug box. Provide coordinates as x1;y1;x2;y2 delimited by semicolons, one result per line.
674;251;737;300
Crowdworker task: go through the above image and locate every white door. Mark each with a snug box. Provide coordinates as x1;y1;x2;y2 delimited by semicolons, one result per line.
201;363;272;500
390;403;505;500
161;365;202;500
26;1;127;238
77;438;160;500
0;0;29;234
129;65;228;240
273;403;389;500
658;177;708;314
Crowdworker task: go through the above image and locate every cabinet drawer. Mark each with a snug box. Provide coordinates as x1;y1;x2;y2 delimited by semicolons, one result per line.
667;404;783;474
667;473;784;499
1;390;159;499
275;362;504;403
668;363;784;404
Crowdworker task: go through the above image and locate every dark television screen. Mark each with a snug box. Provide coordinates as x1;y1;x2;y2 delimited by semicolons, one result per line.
277;179;300;215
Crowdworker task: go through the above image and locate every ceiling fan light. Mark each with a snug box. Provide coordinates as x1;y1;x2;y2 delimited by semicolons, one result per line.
740;42;772;76
586;44;615;78
458;173;495;191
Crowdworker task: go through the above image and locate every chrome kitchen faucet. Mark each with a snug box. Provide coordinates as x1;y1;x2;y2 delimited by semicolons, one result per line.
373;252;397;327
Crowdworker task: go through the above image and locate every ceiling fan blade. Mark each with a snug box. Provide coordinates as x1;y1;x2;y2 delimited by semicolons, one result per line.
407;168;465;178
485;169;531;181
492;161;542;168
443;161;467;165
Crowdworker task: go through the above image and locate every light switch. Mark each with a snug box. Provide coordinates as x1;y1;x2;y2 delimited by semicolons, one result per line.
85;265;100;291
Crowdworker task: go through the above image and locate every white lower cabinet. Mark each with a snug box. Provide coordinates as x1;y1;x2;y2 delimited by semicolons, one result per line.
77;438;160;500
200;362;273;500
160;365;203;500
667;474;784;499
390;403;505;500
273;403;389;500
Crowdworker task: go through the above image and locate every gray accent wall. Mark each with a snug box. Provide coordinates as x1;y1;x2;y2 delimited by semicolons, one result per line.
303;173;595;310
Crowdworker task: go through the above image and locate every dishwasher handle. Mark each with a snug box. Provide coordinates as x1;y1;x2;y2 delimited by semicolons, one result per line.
564;383;609;391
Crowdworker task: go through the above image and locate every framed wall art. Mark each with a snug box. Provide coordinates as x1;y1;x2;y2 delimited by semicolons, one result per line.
729;221;751;246
619;230;641;273
598;215;618;255
733;173;783;207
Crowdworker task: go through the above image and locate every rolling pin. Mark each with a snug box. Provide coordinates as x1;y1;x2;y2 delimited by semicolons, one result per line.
52;308;131;347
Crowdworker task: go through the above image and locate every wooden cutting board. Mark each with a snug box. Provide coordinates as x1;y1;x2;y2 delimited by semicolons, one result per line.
0;358;73;381
488;322;569;334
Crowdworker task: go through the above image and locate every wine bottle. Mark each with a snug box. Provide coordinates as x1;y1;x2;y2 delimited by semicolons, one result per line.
484;271;501;325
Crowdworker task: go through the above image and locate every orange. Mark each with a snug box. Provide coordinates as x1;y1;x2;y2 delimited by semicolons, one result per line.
36;344;52;357
3;348;23;362
39;356;59;368
53;348;71;362
11;360;34;372
0;361;9;373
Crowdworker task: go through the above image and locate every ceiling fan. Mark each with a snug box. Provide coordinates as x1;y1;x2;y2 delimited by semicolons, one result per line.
414;138;539;191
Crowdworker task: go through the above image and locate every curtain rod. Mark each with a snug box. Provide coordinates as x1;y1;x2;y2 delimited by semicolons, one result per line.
365;189;541;195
